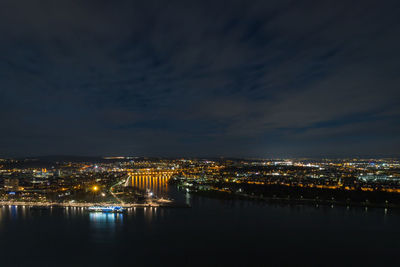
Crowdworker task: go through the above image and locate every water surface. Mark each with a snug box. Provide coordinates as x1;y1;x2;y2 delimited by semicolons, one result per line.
0;189;398;266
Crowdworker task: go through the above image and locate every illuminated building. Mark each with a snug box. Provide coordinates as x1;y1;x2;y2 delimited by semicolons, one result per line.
4;178;19;191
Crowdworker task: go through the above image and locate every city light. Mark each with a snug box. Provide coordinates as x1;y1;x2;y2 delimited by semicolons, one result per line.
0;157;399;210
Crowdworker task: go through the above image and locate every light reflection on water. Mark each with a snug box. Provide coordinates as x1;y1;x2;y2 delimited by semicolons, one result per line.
89;212;124;225
63;206;86;218
0;200;396;236
0;206;159;225
0;199;399;267
9;205;20;220
86;208;161;241
129;175;170;197
0;199;397;220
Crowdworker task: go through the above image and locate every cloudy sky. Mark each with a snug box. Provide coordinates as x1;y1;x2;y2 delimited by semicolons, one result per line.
0;0;399;158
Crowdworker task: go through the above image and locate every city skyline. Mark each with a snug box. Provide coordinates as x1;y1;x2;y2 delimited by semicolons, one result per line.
0;0;400;267
2;1;400;266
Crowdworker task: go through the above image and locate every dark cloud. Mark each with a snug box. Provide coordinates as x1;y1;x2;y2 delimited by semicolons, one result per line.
0;0;399;157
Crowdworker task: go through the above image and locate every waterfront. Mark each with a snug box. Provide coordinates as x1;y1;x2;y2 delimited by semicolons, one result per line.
0;187;399;266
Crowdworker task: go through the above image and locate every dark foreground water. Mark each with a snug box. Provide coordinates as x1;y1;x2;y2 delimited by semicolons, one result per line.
0;190;399;267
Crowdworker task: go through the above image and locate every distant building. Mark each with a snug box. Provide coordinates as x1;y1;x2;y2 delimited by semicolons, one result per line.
358;174;400;183
4;178;19;191
33;169;52;178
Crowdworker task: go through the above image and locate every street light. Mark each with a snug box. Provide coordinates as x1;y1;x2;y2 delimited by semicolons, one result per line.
92;186;99;203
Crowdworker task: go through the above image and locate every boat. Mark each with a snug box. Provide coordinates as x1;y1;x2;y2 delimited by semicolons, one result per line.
87;206;126;213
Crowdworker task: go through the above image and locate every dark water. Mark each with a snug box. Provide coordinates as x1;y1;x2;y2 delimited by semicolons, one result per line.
0;189;399;267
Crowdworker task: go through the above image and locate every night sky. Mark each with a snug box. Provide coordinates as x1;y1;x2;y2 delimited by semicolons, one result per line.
0;0;399;158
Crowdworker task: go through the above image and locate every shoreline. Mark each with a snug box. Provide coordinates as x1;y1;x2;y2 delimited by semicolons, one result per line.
187;190;400;209
0;201;190;208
